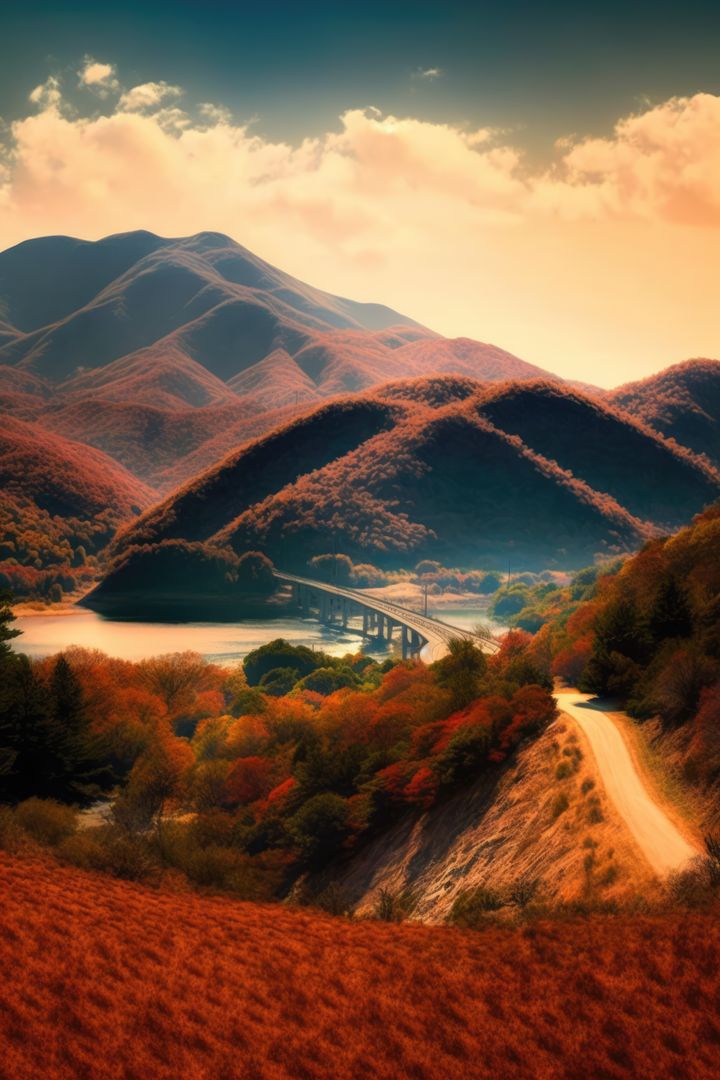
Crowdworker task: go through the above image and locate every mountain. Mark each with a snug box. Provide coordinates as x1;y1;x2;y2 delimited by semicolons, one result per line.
610;359;720;467
0;230;422;382
91;376;720;607
0;415;154;521
58;347;240;410
475;380;720;528
0;231;572;502
0;415;156;598
0;230;554;408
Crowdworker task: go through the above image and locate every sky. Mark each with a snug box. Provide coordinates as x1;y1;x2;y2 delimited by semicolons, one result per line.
1;0;719;386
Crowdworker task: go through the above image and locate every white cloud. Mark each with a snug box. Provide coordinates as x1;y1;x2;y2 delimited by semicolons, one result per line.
416;67;443;80
118;81;183;113
2;67;719;383
78;58;119;95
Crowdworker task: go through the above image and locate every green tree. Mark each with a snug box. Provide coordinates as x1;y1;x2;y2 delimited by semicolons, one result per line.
433;638;487;709
0;590;20;659
287;793;352;866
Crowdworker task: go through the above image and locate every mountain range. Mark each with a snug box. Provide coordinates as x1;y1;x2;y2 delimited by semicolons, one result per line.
1;230;719;600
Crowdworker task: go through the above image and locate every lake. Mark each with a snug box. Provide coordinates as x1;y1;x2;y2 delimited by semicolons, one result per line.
14;604;502;664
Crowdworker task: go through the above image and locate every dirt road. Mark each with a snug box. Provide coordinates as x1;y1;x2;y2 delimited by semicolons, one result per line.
556;690;699;876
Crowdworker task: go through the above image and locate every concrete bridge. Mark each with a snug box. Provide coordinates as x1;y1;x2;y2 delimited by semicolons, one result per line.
272;571;499;663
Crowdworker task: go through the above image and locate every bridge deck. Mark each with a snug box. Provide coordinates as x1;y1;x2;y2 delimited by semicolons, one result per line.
273;571;498;662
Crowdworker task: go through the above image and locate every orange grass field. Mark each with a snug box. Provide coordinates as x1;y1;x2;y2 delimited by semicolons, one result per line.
1;856;720;1080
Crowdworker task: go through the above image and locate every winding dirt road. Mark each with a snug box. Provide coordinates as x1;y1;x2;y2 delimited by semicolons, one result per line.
555;690;699;877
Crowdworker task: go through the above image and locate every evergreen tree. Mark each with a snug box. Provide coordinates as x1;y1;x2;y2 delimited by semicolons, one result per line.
0;590;20;660
0;654;53;802
48;655;113;803
649;576;693;642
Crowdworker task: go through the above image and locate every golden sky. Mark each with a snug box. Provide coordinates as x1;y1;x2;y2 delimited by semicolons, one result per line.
2;64;719;386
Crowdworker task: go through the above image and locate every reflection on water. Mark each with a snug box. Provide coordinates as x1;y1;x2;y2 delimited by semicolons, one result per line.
14;605;503;664
14;610;385;663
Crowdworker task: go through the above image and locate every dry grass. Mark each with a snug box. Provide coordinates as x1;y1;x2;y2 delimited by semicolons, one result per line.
2;854;720;1080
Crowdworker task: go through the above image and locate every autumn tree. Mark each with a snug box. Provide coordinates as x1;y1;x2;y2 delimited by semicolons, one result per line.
138;652;211;713
113;730;193;834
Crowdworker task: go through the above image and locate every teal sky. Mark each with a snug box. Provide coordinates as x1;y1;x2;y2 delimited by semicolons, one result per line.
3;0;720;154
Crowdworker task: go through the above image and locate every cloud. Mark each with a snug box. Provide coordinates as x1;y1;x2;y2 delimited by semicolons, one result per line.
1;67;719;384
28;77;61;109
199;102;232;125
118;81;183;112
78;58;119;95
415;67;443;80
550;93;720;226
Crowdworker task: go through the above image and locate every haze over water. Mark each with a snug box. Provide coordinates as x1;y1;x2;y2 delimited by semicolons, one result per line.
15;606;499;664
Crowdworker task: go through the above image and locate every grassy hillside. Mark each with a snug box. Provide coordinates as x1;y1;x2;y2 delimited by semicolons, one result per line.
2;855;720;1080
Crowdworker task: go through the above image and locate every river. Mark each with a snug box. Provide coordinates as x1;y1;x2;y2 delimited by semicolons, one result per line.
14;604;502;664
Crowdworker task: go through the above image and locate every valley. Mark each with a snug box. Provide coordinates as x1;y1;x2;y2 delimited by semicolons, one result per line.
1;229;720;1080
3;4;720;1076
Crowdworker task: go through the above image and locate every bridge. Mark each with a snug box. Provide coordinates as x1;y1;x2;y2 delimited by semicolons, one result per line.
272;570;499;662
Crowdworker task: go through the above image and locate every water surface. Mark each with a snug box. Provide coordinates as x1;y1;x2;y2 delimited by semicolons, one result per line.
15;604;502;663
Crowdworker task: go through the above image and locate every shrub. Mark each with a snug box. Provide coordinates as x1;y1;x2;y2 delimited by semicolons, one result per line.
508;877;539;908
311;882;354;917
56;832;108;871
244;639;323;686
296;666;358;695
14;798;78;846
450;886;504;927
0;806;24;852
259;666;299;696
668;859;716;908
555;762;572;780
373;888;416;923
102;832;158;882
181;845;250;889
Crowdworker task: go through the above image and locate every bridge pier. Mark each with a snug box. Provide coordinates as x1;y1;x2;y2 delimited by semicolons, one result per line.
272;570;495;665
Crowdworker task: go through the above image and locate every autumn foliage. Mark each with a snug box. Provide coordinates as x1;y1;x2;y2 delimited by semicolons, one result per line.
2;855;720;1080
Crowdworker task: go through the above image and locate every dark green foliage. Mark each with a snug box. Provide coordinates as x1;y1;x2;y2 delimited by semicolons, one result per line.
433;638;487;710
89;541;275;613
296;666;359;695
435;723;493;785
648;577;693;642
235;551;275;593
244;639;326;686
0;647;113;805
287;793;353;867
259;668;299;697
0;590;20;658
